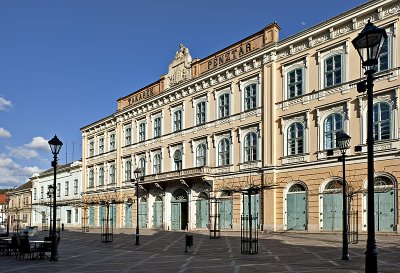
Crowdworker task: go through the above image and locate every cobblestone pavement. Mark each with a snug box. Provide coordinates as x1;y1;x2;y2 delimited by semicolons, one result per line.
0;229;399;273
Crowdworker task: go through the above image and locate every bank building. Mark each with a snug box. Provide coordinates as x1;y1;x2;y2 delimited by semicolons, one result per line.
81;0;400;234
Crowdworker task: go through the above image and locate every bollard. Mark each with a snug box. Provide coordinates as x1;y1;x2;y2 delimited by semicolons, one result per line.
61;223;64;231
185;234;193;253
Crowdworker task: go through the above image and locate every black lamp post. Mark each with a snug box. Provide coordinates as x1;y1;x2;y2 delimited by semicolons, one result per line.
336;131;351;261
48;135;63;261
47;185;54;237
131;168;142;246
352;20;387;273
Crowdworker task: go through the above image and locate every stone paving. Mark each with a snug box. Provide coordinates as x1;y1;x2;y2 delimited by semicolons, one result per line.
0;229;399;273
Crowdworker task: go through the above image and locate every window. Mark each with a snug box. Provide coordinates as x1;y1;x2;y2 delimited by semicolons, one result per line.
99;137;104;154
244;83;257;111
125;160;132;181
375;38;390;72
109;164;116;184
67;210;72;224
287;68;303;98
125;127;132;146
288;123;304;155
109;132;116;151
138;157;146;177
89;169;94;188
244;132;257;162
153;154;161;174
218;138;230;166
57;183;61;197
219;93;230;118
75;209;79;223
323;113;343;149
174;150;182;171
139;122;146;142
89;140;94;157
196;101;206;125
74;179;78;195
373;102;391;141
196;144;206;167
65;181;69;196
154;117;161;138
324;54;342;87
173;110;182;132
40;186;44;199
98;167;104;186
33;188;37;201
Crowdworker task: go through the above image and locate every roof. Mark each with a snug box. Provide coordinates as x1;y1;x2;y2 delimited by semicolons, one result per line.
0;194;7;204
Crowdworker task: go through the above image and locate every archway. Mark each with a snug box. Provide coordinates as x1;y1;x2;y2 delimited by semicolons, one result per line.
286;183;307;230
373;176;395;231
171;189;188;230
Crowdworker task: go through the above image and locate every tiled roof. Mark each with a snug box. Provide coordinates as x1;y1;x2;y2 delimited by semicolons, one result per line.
0;194;7;204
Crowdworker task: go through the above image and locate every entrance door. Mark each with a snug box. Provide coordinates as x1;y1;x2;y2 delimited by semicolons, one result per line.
125;203;133;228
139;198;148;228
153;197;163;228
171;188;188;230
219;199;232;229
196;193;209;229
243;193;260;229
323;193;342;231
89;207;95;226
287;184;307;230
171;202;180;230
375;190;394;231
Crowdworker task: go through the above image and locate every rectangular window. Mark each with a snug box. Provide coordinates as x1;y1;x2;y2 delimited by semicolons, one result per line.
65;181;69;196
22;214;28;223
89;169;94;188
244;84;257;111
109;165;116;184
377;38;389;72
139;123;146;142
173;110;182;131
40;186;44;199
287;68;303;98
57;183;61;197
109;132;116;151
98;167;104;186
89;140;94;157
75;208;79;223
67;210;72;224
219;94;230;118
125;127;132;146
196;102;206;125
74;179;78;195
154;117;161;138
99;137;104;154
33;188;37;201
324;55;342;87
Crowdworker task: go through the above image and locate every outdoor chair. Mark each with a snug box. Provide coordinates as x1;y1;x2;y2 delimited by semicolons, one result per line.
16;237;41;260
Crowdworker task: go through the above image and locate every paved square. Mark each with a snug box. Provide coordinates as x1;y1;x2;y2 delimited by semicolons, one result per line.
0;230;399;272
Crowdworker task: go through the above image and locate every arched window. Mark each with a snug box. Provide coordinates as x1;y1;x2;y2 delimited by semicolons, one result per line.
125;160;131;181
324;113;343;149
89;169;94;188
153;154;161;174
244;132;257;162
218;138;230;166
288;123;304;155
324;179;342;193
244;83;257;111
289;184;306;192
196;144;206;167
98;167;104;186
174;150;182;171
373;102;391;141
109;164;116;184
138;158;146;176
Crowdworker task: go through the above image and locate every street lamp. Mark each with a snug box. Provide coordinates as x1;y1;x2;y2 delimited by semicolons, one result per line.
48;135;63;262
131;168;142;246
352;20;387;273
336;131;351;261
47;185;54;237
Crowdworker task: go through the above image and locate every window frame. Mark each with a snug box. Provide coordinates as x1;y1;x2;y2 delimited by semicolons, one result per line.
153;116;162;138
196;101;207;125
218;138;231;166
373;102;392;141
287;122;305;156
196;143;207;167
218;93;230;118
323;113;344;150
124;126;132;146
173;109;183;132
244;132;258;162
153;153;161;174
138;122;146;142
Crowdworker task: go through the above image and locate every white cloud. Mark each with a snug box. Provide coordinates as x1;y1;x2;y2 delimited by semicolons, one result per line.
0;127;11;138
9;147;38;159
0;155;43;188
25;136;50;151
0;97;12;111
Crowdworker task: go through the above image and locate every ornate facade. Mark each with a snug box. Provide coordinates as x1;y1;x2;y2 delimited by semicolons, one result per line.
81;0;400;233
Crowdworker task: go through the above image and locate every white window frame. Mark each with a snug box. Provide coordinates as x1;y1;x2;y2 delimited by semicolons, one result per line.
152;151;162;174
239;76;260;112
151;113;163;138
282;114;309;157
124;159;132;182
169;145;184;171
282;58;307;100
172;107;183;132
239;127;260;163
138;120;146;142
98;136;105;154
318;43;347;90
215;86;232;119
88;139;94;157
124;125;132;146
193;96;208;126
109;131;116;151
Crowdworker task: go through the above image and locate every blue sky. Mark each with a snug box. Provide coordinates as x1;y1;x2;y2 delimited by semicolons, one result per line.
0;0;367;188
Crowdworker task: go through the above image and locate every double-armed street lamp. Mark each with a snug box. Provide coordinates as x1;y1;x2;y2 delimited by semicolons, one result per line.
352;20;387;273
48;135;63;262
131;168;142;246
336;131;351;261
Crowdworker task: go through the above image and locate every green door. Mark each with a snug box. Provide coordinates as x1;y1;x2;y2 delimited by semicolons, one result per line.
99;206;105;225
287;192;306;230
219;199;232;229
323;193;342;231
110;204;117;227
171;202;180;230
125;203;133;228
196;199;209;228
89;207;95;226
153;199;163;228
243;194;260;229
139;200;147;228
375;190;394;231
